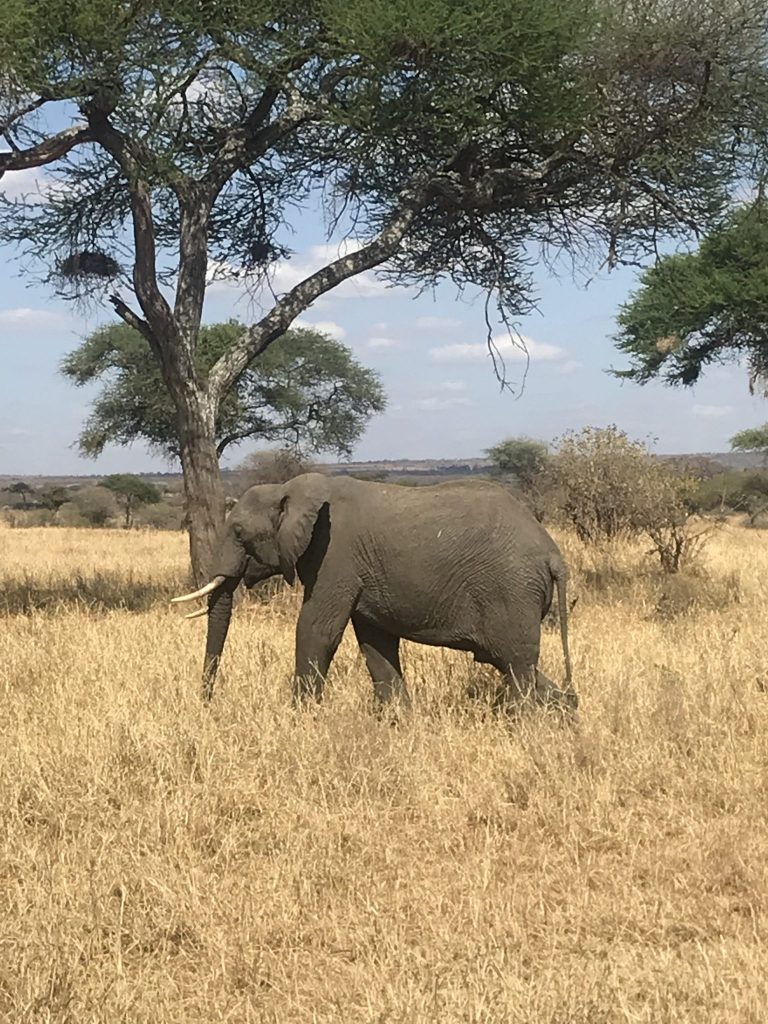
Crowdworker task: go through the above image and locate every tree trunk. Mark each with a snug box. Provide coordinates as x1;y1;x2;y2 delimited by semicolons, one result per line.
177;396;226;584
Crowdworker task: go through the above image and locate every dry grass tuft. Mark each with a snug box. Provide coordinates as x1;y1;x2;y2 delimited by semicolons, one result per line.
2;523;768;1021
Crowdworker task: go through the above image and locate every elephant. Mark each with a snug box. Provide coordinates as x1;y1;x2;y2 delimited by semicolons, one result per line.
171;473;576;712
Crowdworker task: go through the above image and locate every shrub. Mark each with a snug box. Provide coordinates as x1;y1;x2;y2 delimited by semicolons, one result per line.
68;486;118;527
100;474;162;528
693;469;768;523
136;502;185;531
54;502;88;527
238;449;316;489
549;425;716;572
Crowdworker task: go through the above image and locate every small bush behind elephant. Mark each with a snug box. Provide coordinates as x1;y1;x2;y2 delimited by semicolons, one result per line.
172;474;576;713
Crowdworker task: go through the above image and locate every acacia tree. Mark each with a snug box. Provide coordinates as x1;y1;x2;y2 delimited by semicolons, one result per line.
2;0;768;579
614;200;768;391
5;481;33;508
100;473;162;527
731;425;768;466
61;322;385;460
486;437;549;491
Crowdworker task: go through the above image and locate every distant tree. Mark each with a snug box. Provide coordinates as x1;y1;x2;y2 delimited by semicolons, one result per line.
694;469;768;525
62;323;385;462
100;474;162;528
68;486;118;527
731;424;768;465
614;201;768;392
39;486;70;511
5;481;33;508
238;449;315;488
486;437;550;491
661;455;724;481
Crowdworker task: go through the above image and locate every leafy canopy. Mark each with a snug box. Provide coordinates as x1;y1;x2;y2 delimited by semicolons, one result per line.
100;474;162;504
731;424;768;462
2;0;768;333
614;201;768;391
62;322;386;459
485;436;549;490
100;474;161;527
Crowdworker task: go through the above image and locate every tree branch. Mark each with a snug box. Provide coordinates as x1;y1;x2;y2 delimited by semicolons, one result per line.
206;181;430;401
216;429;256;457
175;187;210;344
0;93;52;135
204;83;304;198
0;126;92;177
109;294;158;348
86;103;180;349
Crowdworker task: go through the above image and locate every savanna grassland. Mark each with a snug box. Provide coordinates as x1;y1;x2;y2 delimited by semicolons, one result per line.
1;522;768;1023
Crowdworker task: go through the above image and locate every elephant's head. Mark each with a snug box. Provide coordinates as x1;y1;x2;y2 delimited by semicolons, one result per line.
171;473;331;699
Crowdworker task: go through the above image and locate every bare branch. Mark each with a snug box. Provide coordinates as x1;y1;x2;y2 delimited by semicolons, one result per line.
0;94;52;136
87;104;179;346
0;126;92;177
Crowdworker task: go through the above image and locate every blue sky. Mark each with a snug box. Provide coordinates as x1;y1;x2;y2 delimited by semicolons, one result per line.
1;164;765;475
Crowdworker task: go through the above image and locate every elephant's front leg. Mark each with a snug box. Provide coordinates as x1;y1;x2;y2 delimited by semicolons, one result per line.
292;600;350;705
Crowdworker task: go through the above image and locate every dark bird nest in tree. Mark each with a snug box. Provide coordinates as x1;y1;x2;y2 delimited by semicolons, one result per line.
58;250;121;280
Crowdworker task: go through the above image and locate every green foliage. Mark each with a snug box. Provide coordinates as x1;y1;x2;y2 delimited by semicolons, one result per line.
485;435;551;520
2;0;768;316
39;486;70;511
694;469;768;522
4;482;33;507
614;201;768;390
731;424;768;462
61;322;386;460
100;474;161;527
485;437;549;491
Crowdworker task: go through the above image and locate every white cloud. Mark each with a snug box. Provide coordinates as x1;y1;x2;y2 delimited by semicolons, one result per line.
0;167;51;202
294;318;347;340
0;307;73;329
368;336;400;349
692;404;734;419
412;395;474;412
204;240;409;302
415;315;462;331
430;333;565;363
557;359;582;375
435;380;466;392
270;246;390;299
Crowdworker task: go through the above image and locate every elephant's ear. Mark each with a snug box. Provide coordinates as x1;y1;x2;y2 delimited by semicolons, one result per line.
276;473;331;584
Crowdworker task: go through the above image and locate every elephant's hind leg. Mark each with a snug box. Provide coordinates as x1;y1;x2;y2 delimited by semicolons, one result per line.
351;615;411;710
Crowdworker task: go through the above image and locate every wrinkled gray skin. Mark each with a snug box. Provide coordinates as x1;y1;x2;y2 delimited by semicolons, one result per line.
196;473;576;712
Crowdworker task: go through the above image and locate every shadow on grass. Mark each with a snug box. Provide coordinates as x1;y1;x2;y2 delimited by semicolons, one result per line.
0;572;294;617
0;572;187;616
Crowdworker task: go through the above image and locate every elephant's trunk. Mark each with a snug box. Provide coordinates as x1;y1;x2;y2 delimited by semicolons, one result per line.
202;577;240;701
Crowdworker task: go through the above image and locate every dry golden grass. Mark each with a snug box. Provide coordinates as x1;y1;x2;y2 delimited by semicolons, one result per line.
2;523;768;1022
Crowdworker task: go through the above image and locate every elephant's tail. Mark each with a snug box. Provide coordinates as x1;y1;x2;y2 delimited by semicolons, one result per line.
550;559;572;686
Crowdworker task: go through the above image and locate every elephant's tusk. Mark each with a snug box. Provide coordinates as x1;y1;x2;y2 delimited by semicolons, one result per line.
170;575;227;604
184;607;209;620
